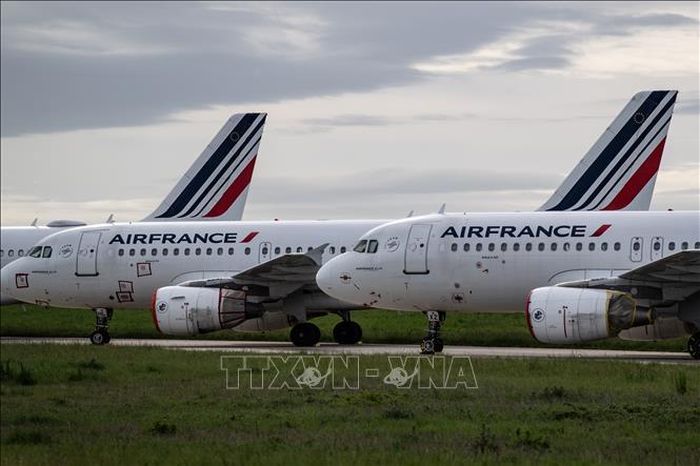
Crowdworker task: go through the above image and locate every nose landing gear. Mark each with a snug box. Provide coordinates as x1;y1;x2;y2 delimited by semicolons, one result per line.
420;311;445;354
89;308;113;345
333;312;362;344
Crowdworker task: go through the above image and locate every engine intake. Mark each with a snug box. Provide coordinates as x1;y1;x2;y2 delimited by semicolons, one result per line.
526;287;652;344
152;286;264;336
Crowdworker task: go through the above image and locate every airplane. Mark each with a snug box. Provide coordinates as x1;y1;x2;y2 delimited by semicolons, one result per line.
315;210;700;358
0;90;682;346
0;112;267;279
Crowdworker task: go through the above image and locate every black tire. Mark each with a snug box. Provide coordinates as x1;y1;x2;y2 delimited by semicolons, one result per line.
102;332;112;345
290;322;321;347
688;333;700;360
434;338;444;353
89;330;108;345
333;321;363;345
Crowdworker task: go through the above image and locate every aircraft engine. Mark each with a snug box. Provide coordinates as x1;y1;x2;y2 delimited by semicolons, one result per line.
152;286;264;336
525;287;652;344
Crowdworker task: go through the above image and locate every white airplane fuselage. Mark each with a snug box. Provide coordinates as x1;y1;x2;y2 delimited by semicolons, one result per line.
317;211;700;313
0;220;387;309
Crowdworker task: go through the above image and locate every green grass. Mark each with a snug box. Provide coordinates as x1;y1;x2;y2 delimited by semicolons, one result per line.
0;304;689;352
1;344;698;465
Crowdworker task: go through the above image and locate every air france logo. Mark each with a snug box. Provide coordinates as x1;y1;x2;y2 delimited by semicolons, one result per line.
441;224;612;239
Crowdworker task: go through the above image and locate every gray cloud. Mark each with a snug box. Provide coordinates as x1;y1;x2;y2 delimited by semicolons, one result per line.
3;2;696;136
301;112;476;129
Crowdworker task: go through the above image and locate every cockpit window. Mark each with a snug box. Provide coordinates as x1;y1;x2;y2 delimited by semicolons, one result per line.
367;240;378;254
353;240;368;253
42;246;53;258
29;246;43;258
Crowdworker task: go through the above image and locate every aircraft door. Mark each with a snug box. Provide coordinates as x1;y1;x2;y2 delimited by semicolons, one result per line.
630;237;643;262
404;224;432;274
259;242;272;263
650;236;663;261
76;231;102;276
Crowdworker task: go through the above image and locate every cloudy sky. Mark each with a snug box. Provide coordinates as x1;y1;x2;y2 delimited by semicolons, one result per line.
1;1;698;225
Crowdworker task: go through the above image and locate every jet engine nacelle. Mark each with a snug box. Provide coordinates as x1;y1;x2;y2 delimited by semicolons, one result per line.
526;287;652;344
152;286;263;336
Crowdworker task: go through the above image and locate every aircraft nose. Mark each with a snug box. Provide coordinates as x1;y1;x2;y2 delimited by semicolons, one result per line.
316;256;355;303
0;265;18;304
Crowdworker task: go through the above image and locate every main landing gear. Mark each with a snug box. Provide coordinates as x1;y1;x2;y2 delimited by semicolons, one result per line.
89;308;113;345
333;312;362;345
688;333;700;360
289;312;363;347
420;311;445;354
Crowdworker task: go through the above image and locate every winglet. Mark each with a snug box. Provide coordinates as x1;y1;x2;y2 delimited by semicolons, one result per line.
305;243;329;266
539;90;678;211
142;112;267;222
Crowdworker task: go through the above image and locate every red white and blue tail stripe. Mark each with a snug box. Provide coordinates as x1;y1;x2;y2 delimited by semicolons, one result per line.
539;91;677;211
144;113;266;222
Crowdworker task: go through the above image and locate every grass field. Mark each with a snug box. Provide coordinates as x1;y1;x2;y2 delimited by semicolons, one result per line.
0;304;689;352
1;343;698;466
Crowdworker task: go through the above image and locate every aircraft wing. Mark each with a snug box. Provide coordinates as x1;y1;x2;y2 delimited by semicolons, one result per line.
177;244;328;300
557;250;700;302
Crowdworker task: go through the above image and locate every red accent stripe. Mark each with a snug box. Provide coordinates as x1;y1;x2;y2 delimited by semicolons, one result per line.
240;231;259;243
591;224;612;237
203;156;257;218
150;290;162;334
602;138;666;210
524;291;536;340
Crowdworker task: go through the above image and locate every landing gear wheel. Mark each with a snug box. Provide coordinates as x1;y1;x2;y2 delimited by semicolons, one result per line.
333;321;362;345
688;333;700;360
89;330;110;346
290;322;321;347
419;311;446;354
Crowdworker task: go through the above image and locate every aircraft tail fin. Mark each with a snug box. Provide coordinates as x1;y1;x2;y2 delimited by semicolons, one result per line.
538;90;677;211
143;112;267;222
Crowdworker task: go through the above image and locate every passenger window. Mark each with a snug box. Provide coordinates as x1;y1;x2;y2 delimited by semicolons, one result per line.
601;242;608;251
308;247;313;252
652;242;660;251
118;249;124;257
217;247;223;255
576;243;583;251
501;243;507;252
525;243;532;252
353;240;368;253
330;246;336;254
228;247;235;255
18;249;24;257
173;248;179;256
695;242;700;249
476;243;483;252
275;247;281;255
668;242;675;251
140;248;147;256
563;243;570;252
184;248;191;256
551;243;557;251
195;248;202;256
262;247;269;255
513;243;520;252
152;248;158;256
206;248;212;256
163;248;169;256
29;246;42;258
538;243;545;252
681;242;689;250
42;247;52;258
589;242;596;251
296;247;303;253
488;243;495;252
368;240;379;254
245;247;251;255
451;243;458;252
340;246;347;253
286;247;292;254
632;242;640;252
614;242;621;251
463;243;470;252
129;249;135;256
8;250;14;257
